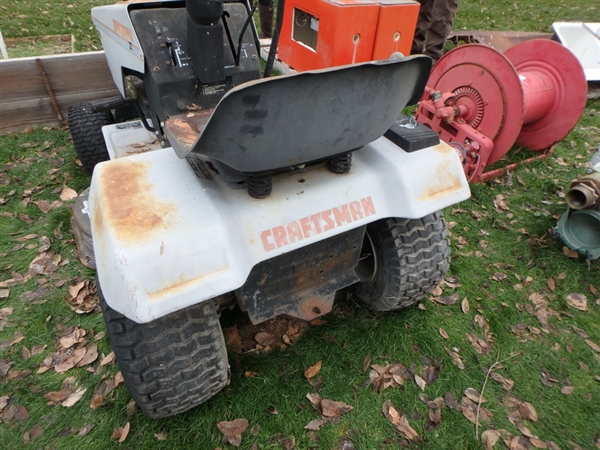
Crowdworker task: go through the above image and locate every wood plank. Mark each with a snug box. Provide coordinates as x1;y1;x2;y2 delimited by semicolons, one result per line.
0;52;121;134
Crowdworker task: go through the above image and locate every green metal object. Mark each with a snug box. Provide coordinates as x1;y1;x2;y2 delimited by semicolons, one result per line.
556;208;600;260
555;147;600;261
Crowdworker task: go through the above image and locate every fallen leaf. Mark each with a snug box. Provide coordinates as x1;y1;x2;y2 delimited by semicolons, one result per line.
62;388;87;407
255;331;275;346
444;346;465;369
464;387;486;403
321;399;353;418
415;374;427;391
304;418;328;431
111;422;130;443
562;246;579;258
490;372;514;390
585;339;600;353
217;418;249;447
518;402;538;422
461;297;470;314
60;186;78;201
567;293;588;312
439;328;449;339
304;361;322;379
482;429;500;450
560;386;574;395
22;424;44;442
395;410;419;441
362;354;371;372
154;432;168;440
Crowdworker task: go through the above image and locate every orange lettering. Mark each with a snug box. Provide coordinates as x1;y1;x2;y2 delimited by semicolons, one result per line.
322;209;334;231
273;226;289;248
287;221;304;243
333;205;351;227
349;201;364;221
260;229;275;252
361;196;375;216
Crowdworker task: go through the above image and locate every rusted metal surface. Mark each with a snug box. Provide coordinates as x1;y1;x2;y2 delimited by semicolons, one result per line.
94;159;178;244
478;147;553;182
238;226;366;324
418;143;465;200
448;30;552;53
35;58;65;125
164;110;212;152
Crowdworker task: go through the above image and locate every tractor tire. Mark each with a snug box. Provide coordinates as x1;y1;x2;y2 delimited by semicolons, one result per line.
67;102;111;175
352;211;450;311
99;287;229;418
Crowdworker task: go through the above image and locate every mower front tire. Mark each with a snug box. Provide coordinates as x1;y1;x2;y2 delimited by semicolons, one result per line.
99;287;229;418
353;212;450;311
67;102;111;175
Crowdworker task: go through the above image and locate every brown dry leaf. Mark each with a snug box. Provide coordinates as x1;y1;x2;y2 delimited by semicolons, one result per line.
362;354;371;372
90;395;105;410
77;344;99;367
396;412;419;441
585;339;600;353
154;432;168;441
111;422;131;443
0;289;9;299
321;399;353;418
567;293;588;312
304;361;322;379
560;386;574;395
529;437;548;448
100;351;115;366
60;186;78;201
439;328;449;339
22;424;44;443
434;294;459;305
223;326;243;353
547;278;556;291
518;402;538;422
304;418;328;431
481;429;500;450
415;374;427;391
443;346;465;369
464;387;486;403
461;297;470;314
217;418;249;447
490;372;514;390
562;246;579;258
255;331;275;346
62;388;87;407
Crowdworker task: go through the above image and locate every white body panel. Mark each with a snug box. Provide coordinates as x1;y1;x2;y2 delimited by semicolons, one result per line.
89;130;470;323
91;3;146;95
553;22;600;81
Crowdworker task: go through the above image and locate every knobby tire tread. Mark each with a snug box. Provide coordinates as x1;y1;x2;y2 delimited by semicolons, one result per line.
67;102;111;175
99;290;229;418
353;211;450;311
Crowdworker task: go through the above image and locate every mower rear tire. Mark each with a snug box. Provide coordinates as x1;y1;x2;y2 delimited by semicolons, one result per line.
67;102;111;175
99;288;229;419
352;212;450;311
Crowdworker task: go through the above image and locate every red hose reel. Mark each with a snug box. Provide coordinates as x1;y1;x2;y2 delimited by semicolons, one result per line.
415;39;588;182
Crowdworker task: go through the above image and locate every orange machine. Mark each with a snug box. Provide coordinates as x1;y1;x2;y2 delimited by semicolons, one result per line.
277;0;420;72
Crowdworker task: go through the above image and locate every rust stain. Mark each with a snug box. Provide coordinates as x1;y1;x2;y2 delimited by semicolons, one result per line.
164;111;212;151
297;297;333;321
97;160;178;244
418;158;464;202
147;265;228;301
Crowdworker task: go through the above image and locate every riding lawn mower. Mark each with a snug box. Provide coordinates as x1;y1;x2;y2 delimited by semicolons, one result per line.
68;0;470;418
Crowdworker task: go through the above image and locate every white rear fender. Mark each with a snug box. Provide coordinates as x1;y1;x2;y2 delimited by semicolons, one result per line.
90;137;470;323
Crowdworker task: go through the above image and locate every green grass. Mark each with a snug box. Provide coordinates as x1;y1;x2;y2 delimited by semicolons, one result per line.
1;1;600;449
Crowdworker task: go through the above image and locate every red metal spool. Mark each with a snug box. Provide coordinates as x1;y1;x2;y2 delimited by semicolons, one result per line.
416;39;587;182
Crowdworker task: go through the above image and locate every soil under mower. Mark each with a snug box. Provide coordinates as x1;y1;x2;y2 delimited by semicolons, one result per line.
68;0;470;418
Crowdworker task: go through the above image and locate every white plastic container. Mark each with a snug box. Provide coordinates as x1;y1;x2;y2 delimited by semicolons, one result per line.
553;22;600;81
